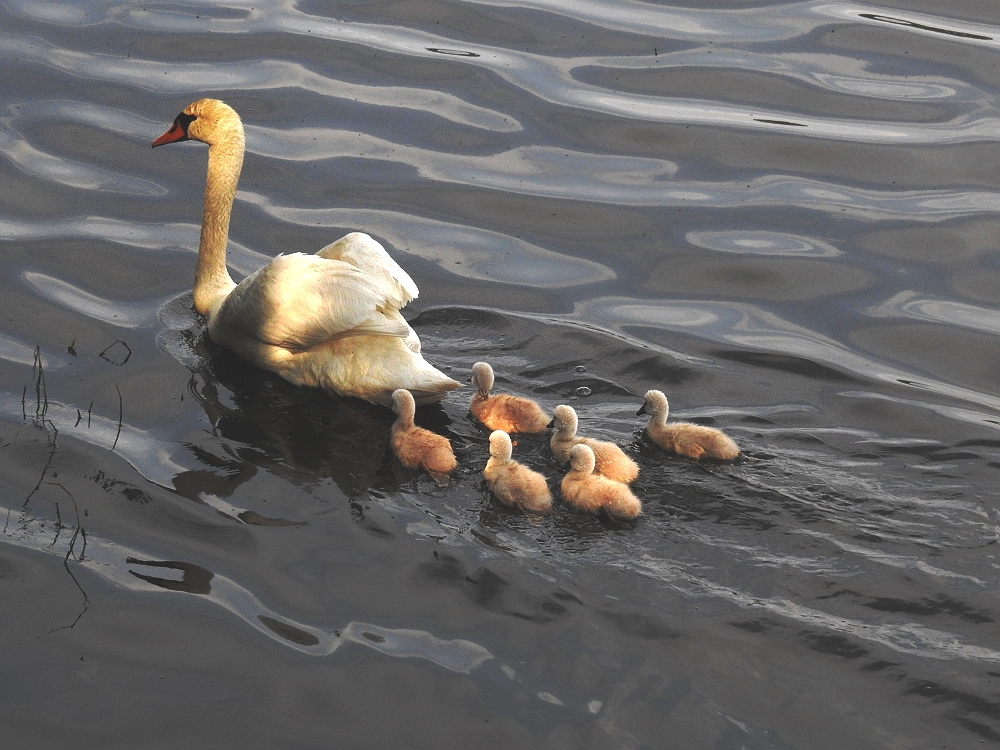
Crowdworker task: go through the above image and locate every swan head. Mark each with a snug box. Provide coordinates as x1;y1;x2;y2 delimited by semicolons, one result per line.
152;98;244;149
549;404;577;433
637;389;668;418
488;430;513;460
568;443;596;473
471;362;495;396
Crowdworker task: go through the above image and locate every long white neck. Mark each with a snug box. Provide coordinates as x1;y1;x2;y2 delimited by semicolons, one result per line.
193;133;243;315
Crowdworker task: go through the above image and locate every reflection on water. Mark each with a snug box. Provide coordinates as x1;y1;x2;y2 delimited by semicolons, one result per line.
2;0;1000;745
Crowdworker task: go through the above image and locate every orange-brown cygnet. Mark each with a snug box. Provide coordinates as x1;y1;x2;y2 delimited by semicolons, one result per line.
548;404;639;484
637;389;739;460
483;430;553;514
470;362;549;433
391;388;457;482
560;444;641;521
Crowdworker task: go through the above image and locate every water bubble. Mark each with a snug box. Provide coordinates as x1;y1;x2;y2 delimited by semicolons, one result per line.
574;365;586;373
575;386;592;397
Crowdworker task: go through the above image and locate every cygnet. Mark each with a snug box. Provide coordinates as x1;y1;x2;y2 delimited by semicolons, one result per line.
470;362;549;433
483;430;553;514
560;444;641;521
637;389;739;460
549;404;639;483
391;388;458;482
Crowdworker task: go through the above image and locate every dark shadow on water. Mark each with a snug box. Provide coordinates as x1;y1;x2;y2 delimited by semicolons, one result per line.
172;327;397;498
126;557;214;595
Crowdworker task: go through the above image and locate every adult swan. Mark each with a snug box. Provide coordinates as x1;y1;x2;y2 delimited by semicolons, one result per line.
152;98;460;406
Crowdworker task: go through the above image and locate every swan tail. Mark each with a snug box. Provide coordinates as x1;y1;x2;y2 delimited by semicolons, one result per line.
304;337;461;407
396;356;463;406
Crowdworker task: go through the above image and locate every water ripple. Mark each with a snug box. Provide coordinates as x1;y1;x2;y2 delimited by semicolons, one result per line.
868;291;1000;336
570;296;1000;417
9;100;1000;224
7;3;1000;143
0;34;518;132
0;113;163;194
1;498;493;670
21;271;165;329
239;190;615;287
0;392;191;488
0;215;268;278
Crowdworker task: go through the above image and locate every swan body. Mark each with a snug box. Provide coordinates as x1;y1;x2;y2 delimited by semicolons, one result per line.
637;390;739;460
390;389;457;482
483;430;553;514
153;98;460;406
560;444;641;521
470;362;549;433
549;404;639;483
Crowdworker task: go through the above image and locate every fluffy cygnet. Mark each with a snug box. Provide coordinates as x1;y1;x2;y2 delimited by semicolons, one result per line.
637;389;739;460
548;404;639;484
560;444;641;521
470;362;549;433
391;388;457;482
483;430;553;514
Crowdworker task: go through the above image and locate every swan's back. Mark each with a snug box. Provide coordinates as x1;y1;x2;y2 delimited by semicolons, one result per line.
211;250;461;406
317;232;417;309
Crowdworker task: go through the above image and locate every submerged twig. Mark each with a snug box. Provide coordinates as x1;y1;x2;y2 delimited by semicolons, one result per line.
112;385;123;451
48;484;90;632
99;340;132;366
33;345;48;421
21;351;58;513
51;502;63;546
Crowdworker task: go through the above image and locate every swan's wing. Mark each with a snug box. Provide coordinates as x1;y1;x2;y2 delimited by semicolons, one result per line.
316;232;418;309
218;253;408;351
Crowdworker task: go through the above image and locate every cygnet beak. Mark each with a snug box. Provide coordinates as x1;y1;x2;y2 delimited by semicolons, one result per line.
635;403;648;416
546;418;555;429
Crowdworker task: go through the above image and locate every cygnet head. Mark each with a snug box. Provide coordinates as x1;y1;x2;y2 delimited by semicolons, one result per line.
488;430;513;460
471;362;495;395
152;98;243;149
391;388;416;418
569;443;596;473
550;404;578;433
637;389;669;418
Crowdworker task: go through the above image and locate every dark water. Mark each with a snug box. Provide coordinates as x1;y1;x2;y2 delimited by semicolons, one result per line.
2;0;1000;746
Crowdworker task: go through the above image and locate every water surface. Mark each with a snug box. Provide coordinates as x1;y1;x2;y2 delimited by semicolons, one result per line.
2;0;1000;747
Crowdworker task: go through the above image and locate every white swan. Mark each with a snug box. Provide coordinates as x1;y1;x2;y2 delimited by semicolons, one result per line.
152;98;461;406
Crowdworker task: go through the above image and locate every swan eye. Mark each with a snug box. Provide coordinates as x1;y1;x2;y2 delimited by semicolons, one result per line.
177;112;197;130
152;111;198;147
171;112;197;138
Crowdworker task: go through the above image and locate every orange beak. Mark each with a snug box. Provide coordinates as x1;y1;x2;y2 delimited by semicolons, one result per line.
152;118;189;148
